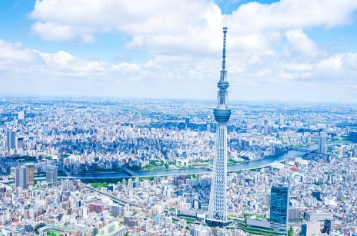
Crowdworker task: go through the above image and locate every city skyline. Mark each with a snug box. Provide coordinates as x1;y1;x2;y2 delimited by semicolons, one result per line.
1;95;357;235
1;0;357;102
2;1;357;235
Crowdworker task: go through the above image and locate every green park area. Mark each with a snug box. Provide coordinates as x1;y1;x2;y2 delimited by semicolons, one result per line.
187;174;199;179
228;159;241;165
139;176;155;181
182;217;195;224
91;182;109;189
143;160;169;170
81;178;121;185
327;138;349;144
47;232;61;236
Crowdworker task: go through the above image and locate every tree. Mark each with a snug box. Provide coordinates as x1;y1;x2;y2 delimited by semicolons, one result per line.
288;226;293;236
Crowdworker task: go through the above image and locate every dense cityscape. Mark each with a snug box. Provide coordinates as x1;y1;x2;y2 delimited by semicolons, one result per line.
2;0;357;235
0;97;357;235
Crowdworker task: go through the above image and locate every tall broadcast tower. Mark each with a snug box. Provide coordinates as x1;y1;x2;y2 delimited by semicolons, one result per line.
207;27;231;227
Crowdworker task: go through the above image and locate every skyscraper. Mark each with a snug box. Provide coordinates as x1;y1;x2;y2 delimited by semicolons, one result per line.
46;165;58;183
322;219;332;235
207;27;231;227
312;190;321;201
270;184;289;232
6;131;16;150
17;137;24;150
25;164;35;185
15;166;27;189
301;221;320;236
18;111;25;123
318;136;327;154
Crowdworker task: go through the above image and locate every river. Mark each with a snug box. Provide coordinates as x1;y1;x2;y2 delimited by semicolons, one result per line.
69;145;317;179
0;145;317;183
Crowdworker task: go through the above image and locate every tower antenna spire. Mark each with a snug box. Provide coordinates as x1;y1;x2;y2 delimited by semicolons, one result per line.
222;27;227;72
220;27;228;82
207;27;231;227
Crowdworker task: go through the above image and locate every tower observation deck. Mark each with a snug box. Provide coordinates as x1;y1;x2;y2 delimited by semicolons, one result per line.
207;27;231;227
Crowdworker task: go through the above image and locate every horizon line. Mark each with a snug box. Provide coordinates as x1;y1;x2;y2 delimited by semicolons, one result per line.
1;94;357;105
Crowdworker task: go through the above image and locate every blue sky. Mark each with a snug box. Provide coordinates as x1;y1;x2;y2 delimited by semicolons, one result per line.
1;0;357;103
4;0;355;61
0;0;126;61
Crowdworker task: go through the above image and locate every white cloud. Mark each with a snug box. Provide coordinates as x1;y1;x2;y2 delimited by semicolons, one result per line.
29;0;357;50
1;0;357;101
111;63;141;72
31;22;95;43
0;40;41;62
27;0;357;86
227;0;357;33
0;36;356;102
317;55;343;74
285;29;319;56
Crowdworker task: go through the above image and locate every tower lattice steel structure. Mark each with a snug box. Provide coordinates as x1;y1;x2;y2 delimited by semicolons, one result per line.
207;27;231;227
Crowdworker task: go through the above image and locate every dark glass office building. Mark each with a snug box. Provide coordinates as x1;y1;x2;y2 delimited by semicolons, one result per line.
312;190;321;201
322;219;332;235
270;184;289;232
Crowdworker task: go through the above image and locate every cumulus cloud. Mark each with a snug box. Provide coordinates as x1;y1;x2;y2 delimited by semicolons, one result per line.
29;0;357;44
0;40;41;62
1;0;357;102
285;29;319;56
31;22;95;42
1;36;356;101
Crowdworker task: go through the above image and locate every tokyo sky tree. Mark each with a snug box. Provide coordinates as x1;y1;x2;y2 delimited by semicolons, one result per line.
207;27;231;227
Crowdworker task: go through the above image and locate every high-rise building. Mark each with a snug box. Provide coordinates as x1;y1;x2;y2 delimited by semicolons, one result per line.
265;194;271;206
337;189;343;201
312;190;321;201
25;164;35;185
46;165;58;183
270;184;289;232
288;208;300;221
346;126;350;135
15;166;27;189
6;131;16;150
207;27;231;227
246;123;252;134
62;179;70;191
301;221;320;236
110;204;123;217
154;215;161;225
18;111;25;120
263;125;272;135
322;219;332;235
89;203;104;214
17;137;24;150
318;136;327;154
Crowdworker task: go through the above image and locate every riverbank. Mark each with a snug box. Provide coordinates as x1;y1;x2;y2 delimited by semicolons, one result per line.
0;145;317;183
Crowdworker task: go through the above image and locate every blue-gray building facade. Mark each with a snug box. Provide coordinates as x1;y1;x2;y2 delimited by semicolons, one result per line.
270;184;289;232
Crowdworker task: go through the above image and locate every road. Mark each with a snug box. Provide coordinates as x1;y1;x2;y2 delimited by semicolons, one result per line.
85;185;129;206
